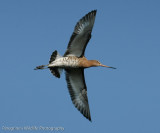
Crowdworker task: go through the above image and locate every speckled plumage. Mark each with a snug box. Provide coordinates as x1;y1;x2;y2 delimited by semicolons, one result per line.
48;56;80;68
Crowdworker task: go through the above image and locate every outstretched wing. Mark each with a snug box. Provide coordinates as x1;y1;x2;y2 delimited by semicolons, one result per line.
64;10;97;57
65;68;91;121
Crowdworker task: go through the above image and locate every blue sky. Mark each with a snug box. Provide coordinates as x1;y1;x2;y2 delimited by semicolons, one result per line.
0;0;160;132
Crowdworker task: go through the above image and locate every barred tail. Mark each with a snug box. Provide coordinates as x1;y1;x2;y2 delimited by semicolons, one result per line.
49;50;63;78
34;50;63;78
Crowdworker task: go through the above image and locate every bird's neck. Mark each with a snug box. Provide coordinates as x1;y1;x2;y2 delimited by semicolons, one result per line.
79;57;97;68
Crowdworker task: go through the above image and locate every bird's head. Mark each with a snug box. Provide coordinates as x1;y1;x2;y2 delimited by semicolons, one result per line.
91;60;116;69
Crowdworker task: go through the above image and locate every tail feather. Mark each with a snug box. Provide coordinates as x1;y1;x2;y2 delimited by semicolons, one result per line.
34;50;63;78
49;50;63;78
49;67;63;78
49;50;61;63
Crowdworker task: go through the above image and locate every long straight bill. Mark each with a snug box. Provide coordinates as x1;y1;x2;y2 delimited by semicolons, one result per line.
100;64;116;69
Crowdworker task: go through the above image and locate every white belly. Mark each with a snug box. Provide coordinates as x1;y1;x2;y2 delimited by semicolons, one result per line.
48;57;79;68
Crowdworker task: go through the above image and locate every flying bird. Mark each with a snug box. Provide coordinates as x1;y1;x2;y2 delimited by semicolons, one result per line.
34;10;116;121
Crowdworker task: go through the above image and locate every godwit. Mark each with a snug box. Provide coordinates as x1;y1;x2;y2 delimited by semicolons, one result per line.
35;10;116;121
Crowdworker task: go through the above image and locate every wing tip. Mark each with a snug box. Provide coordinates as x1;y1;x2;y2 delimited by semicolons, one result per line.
86;114;92;122
79;107;92;122
75;101;92;122
91;9;97;14
84;10;97;19
78;9;97;25
87;9;97;16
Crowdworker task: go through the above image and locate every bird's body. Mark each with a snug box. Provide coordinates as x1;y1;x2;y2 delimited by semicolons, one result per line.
48;56;80;68
48;56;106;68
35;10;115;121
